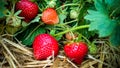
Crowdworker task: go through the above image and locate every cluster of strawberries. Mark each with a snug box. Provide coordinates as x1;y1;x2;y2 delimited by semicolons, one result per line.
15;0;88;64
15;0;59;24
33;34;88;64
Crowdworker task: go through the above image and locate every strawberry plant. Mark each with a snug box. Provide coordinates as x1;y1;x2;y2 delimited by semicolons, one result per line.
0;0;120;67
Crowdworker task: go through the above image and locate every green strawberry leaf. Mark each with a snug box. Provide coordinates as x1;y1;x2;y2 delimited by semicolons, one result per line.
110;25;120;46
85;10;117;37
0;0;7;18
15;23;45;46
84;0;120;46
94;0;108;13
84;0;109;37
105;0;120;16
84;0;116;37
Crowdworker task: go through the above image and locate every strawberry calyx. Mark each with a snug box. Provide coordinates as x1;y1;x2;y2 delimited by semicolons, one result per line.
6;10;23;27
5;10;23;34
65;32;78;40
46;0;57;8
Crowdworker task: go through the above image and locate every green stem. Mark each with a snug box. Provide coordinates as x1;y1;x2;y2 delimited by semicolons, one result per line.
80;34;91;44
56;4;80;10
56;19;78;26
53;25;90;36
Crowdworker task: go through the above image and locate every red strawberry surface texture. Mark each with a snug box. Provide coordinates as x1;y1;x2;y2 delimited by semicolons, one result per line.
41;8;59;25
64;42;88;64
33;34;59;60
15;0;39;22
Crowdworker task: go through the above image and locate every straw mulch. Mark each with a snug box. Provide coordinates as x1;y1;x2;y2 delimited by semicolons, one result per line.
0;35;120;68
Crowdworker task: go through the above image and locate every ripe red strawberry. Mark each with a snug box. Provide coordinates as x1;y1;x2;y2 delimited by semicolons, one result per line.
64;42;88;64
15;0;38;22
33;34;59;60
41;8;59;25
